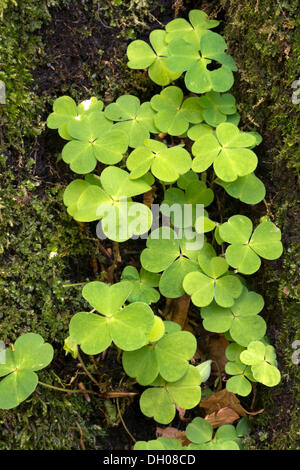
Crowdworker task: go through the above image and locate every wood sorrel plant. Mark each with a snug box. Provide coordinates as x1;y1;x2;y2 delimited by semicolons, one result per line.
1;10;283;450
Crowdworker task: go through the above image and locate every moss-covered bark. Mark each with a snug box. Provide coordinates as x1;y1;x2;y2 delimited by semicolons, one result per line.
0;0;299;449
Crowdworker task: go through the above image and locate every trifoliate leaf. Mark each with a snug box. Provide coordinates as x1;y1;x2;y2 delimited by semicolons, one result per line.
104;95;158;148
127;30;181;86
192;122;257;182
121;266;160;304
0;334;53;409
198;91;236;127
126;139;192;182
150;86;203;135
219;215;283;274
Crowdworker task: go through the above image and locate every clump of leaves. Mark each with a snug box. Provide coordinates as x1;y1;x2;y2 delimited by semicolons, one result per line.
122;321;196;385
139;365;201;424
219;215;283;274
0;334;53;409
69;281;155;354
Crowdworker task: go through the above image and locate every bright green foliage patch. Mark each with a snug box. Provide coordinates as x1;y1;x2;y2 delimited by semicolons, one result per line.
216;173;266;205
150;86;203;135
192;122;258;181
199;91;237;127
122;321;196;385
104;95;158;148
0;334;53;409
69;281;155;354
139;366;201;424
219;215;283;274
201;287;266;346
121;266;160;304
127;30;181;86
183;254;242;307
240;341;281;387
126;139;191;182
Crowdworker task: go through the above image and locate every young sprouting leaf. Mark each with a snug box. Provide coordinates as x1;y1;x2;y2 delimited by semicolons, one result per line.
139;365;201;424
140;227;208;298
122;324;197;385
196;360;212;383
0;333;53;409
183;255;243;308
150;86;203;136
69;281;155;354
121;266;160;304
127;29;181;86
240;341;281;387
61;111;128;173
201;287;266;346
166;31;237;94
63;167;152;241
104;95;158;148
224;343;254;396
219;215;283;274
126;139;192;182
165;9;219;48
192;122;258;182
198;91;237;127
216;173;266;205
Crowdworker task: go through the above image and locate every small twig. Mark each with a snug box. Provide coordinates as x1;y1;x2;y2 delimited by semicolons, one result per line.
116;398;136;443
77;351;100;387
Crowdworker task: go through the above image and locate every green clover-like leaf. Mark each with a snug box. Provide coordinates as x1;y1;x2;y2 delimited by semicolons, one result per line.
150;86;203;136
127;29;181;86
186;417;240;450
0;333;53;409
183;255;242;308
216;173;266;205
187;123;214;141
61;111;128;173
201;287;266;346
63;167;152;241
134;437;184;450
192;122;258;182
123;324;196;385
104;95;158;148
69;281;155;354
140;227;210;298
166;31;237;94
198;91;237;127
121;266;160;304
219;215;283;274
140;365;201;424
165;9;219;48
126;139;192;182
47;96;104;140
161;178;214;228
240;341;281;387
